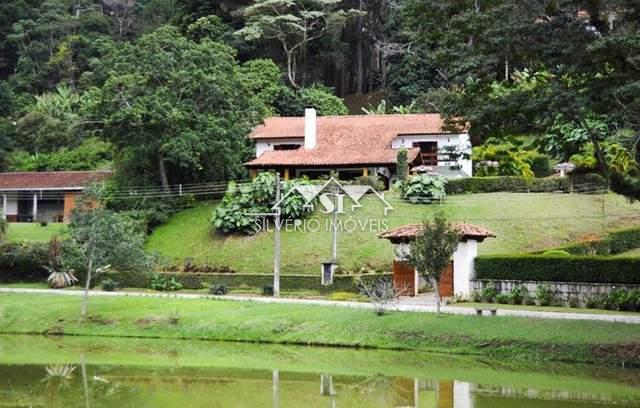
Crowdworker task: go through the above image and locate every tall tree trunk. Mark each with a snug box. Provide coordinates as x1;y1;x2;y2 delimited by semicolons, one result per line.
158;151;170;192
285;50;298;88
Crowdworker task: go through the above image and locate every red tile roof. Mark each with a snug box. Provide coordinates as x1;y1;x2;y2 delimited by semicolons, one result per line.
0;171;111;190
379;223;496;243
246;114;462;168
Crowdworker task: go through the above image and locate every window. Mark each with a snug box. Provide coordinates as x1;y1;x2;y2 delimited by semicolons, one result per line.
412;141;438;165
274;144;301;151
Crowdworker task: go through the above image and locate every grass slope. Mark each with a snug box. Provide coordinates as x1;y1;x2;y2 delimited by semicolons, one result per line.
146;192;640;274
6;222;67;242
1;293;639;365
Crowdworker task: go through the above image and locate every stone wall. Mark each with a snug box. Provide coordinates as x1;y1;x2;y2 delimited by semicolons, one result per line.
472;279;640;305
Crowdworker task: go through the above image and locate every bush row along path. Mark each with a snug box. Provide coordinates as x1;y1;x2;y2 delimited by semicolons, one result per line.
1;287;639;324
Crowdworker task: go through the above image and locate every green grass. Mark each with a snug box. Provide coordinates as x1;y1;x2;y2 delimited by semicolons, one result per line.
0;293;639;365
455;302;640;316
146;192;640;274
5;222;67;242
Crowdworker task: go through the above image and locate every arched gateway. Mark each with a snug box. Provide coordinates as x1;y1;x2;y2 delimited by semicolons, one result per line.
379;223;496;297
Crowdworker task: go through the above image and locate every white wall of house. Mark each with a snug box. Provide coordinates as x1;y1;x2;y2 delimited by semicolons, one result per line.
255;138;304;157
453;240;478;298
391;133;473;176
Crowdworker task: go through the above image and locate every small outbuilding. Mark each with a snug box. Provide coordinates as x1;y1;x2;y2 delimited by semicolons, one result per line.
0;171;111;223
379;223;496;297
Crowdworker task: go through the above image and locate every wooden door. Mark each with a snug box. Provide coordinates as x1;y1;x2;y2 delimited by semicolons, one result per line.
393;261;416;296
438;261;454;298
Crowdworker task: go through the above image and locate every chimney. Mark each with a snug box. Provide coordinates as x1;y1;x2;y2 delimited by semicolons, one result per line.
304;107;317;149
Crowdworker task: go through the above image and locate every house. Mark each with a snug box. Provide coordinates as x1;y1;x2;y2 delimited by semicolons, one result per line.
379;223;495;297
0;171;111;223
245;109;472;186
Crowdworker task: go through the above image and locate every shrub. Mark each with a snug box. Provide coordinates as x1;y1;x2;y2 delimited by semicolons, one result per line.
567;295;580;308
101;278;117;292
0;219;7;241
480;283;498;303
530;154;551;177
399;174;447;204
107;193;196;233
475;255;640;284
262;285;274;296
445;175;607;195
551;226;640;256
507;286;528;305
471;291;483;302
523;294;536;306
535;284;554;306
210;283;229;296
352;175;385;191
495;293;510;304
396;149;409;182
585;294;606;309
212;173;315;234
150;274;183;291
39;220;48;227
0;242;49;282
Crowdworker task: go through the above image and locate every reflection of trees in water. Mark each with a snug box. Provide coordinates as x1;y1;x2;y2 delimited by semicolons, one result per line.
340;374;413;407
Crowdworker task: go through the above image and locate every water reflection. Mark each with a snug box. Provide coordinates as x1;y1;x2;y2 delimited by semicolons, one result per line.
0;335;638;407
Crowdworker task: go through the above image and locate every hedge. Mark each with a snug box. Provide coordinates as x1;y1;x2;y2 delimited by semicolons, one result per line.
100;271;392;293
445;174;606;194
0;242;49;282
475;255;640;284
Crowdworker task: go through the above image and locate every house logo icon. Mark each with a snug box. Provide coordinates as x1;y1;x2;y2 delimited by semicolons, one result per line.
272;177;393;216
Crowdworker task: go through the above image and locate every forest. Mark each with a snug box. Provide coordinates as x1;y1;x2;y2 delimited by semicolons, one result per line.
0;0;639;199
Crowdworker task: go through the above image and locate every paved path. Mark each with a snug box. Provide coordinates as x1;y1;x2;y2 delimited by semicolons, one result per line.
2;287;640;324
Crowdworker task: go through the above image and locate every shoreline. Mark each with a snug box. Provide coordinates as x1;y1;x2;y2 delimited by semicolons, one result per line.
0;292;639;366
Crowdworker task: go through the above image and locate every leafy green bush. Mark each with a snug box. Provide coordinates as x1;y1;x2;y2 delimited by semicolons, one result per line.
396;149;409;182
399;174;447;203
101;278;117;292
585;289;640;311
150;274;184;291
212;172;315;234
530;154;551;177
352;176;385;191
567;294;580;308
475;255;640;284
535;284;554;306
480;283;498;303
262;285;274;296
549;226;640;256
0;242;49;282
210;283;229;295
0;219;7;241
445;174;606;194
507;286;528;305
495;293;510;304
472;143;534;178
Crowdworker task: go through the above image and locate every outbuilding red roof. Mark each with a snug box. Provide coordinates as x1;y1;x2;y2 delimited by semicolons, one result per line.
0;171;111;190
379;223;496;243
246;114;463;168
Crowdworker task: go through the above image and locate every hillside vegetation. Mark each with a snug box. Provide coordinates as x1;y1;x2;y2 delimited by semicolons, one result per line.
146;192;640;274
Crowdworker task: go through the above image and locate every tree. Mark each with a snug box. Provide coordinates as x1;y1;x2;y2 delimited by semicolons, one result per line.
236;0;348;88
405;213;459;315
396;148;408;182
88;26;270;188
63;186;153;318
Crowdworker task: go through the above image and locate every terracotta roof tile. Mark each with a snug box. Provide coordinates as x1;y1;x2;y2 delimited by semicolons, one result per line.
379;223;496;243
246;114;464;168
0;171;111;190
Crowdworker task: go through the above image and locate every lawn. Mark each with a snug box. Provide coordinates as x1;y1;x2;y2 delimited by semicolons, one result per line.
5;222;67;242
0;293;638;365
145;191;640;274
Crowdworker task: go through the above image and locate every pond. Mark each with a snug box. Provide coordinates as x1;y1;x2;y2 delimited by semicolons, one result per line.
0;334;639;407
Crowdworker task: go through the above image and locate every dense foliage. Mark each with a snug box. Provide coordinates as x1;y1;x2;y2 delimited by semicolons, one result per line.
444;174;606;194
475;255;640;284
0;242;49;282
398;174;447;204
546;226;640;256
1;0;640;202
212;172;315;234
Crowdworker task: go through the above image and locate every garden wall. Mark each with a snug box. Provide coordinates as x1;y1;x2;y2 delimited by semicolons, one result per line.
101;271;391;293
472;279;640;305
